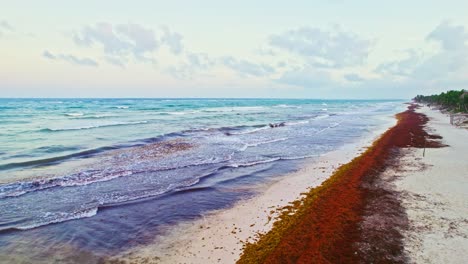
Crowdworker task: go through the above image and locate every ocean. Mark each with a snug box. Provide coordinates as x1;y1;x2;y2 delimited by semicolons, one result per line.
0;98;403;262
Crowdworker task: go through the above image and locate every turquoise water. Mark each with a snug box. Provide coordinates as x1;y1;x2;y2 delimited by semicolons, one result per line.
0;98;403;262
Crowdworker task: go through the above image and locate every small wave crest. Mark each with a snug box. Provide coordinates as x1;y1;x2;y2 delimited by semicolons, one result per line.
40;121;148;132
227;126;269;135
227;158;281;168
275;104;301;109
12;207;98;231
65;113;84;117
0;170;134;198
244;137;289;148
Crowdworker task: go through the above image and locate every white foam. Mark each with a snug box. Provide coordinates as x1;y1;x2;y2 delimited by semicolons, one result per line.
15;207;98;231
245;137;289;148
45;121;148;131
228;126;269;135
228;158;281;168
65;113;84;117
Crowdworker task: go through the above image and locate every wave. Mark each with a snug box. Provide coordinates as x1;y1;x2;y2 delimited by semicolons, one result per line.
10;207;98;231
0;146;119;171
40;121;148;132
65;113;84;117
161;110;201;115
316;122;341;134
280;154;319;160
0;152;231;199
227;158;281;168
275;104;301;108
315;114;330;120
114;106;129;109
1;174;212;231
285;120;309;126
70;114;118;119
226;154;321;169
244;137;289;148
0;169;133;198
227;126;269;135
34;145;82;154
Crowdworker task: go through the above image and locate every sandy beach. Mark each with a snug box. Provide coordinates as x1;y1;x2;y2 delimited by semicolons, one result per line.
395;106;468;263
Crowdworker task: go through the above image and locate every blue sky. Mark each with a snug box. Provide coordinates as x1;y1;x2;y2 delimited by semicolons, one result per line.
1;0;468;98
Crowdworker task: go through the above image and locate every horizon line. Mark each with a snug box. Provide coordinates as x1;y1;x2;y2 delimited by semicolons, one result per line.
0;97;408;101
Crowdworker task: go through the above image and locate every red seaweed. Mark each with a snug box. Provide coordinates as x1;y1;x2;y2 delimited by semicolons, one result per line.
238;104;445;264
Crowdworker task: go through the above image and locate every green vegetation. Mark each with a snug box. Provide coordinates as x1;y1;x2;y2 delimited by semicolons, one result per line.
414;89;468;113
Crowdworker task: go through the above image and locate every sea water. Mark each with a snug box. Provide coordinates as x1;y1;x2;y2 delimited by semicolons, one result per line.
0;98;404;261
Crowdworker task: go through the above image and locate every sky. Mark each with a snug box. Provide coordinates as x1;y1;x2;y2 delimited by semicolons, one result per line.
1;0;468;99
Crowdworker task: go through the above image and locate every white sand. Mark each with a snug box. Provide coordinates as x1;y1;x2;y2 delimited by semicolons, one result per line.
115;118;397;264
395;106;468;263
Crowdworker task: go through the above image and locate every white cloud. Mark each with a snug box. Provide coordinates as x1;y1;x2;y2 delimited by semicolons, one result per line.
166;52;214;79
0;20;14;37
0;20;13;31
269;26;372;68
276;66;333;88
427;21;468;51
376;22;468;88
161;26;184;55
42;50;98;67
375;50;422;77
72;22;186;66
221;56;275;77
116;23;159;55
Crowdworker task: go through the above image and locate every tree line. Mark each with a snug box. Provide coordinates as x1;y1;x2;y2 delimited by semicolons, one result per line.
414;89;468;113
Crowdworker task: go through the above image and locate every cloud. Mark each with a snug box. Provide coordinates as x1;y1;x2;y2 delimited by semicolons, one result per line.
276;66;333;88
427;21;468;51
74;22;132;54
375;49;422;77
42;50;55;59
0;20;13;31
0;20;14;37
104;56;127;68
344;73;365;82
376;22;468;86
161;26;184;55
221;56;275;77
269;26;372;68
71;22;186;66
116;23;159;55
42;50;98;67
166;52;214;79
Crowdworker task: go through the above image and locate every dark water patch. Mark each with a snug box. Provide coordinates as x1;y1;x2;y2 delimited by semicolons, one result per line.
0;159;300;262
0;146;119;171
34;145;83;154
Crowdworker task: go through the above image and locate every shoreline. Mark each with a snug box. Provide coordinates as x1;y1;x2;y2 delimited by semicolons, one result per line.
111;113;398;263
234;104;466;263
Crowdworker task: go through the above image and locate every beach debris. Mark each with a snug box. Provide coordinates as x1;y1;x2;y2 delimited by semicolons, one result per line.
269;122;286;128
